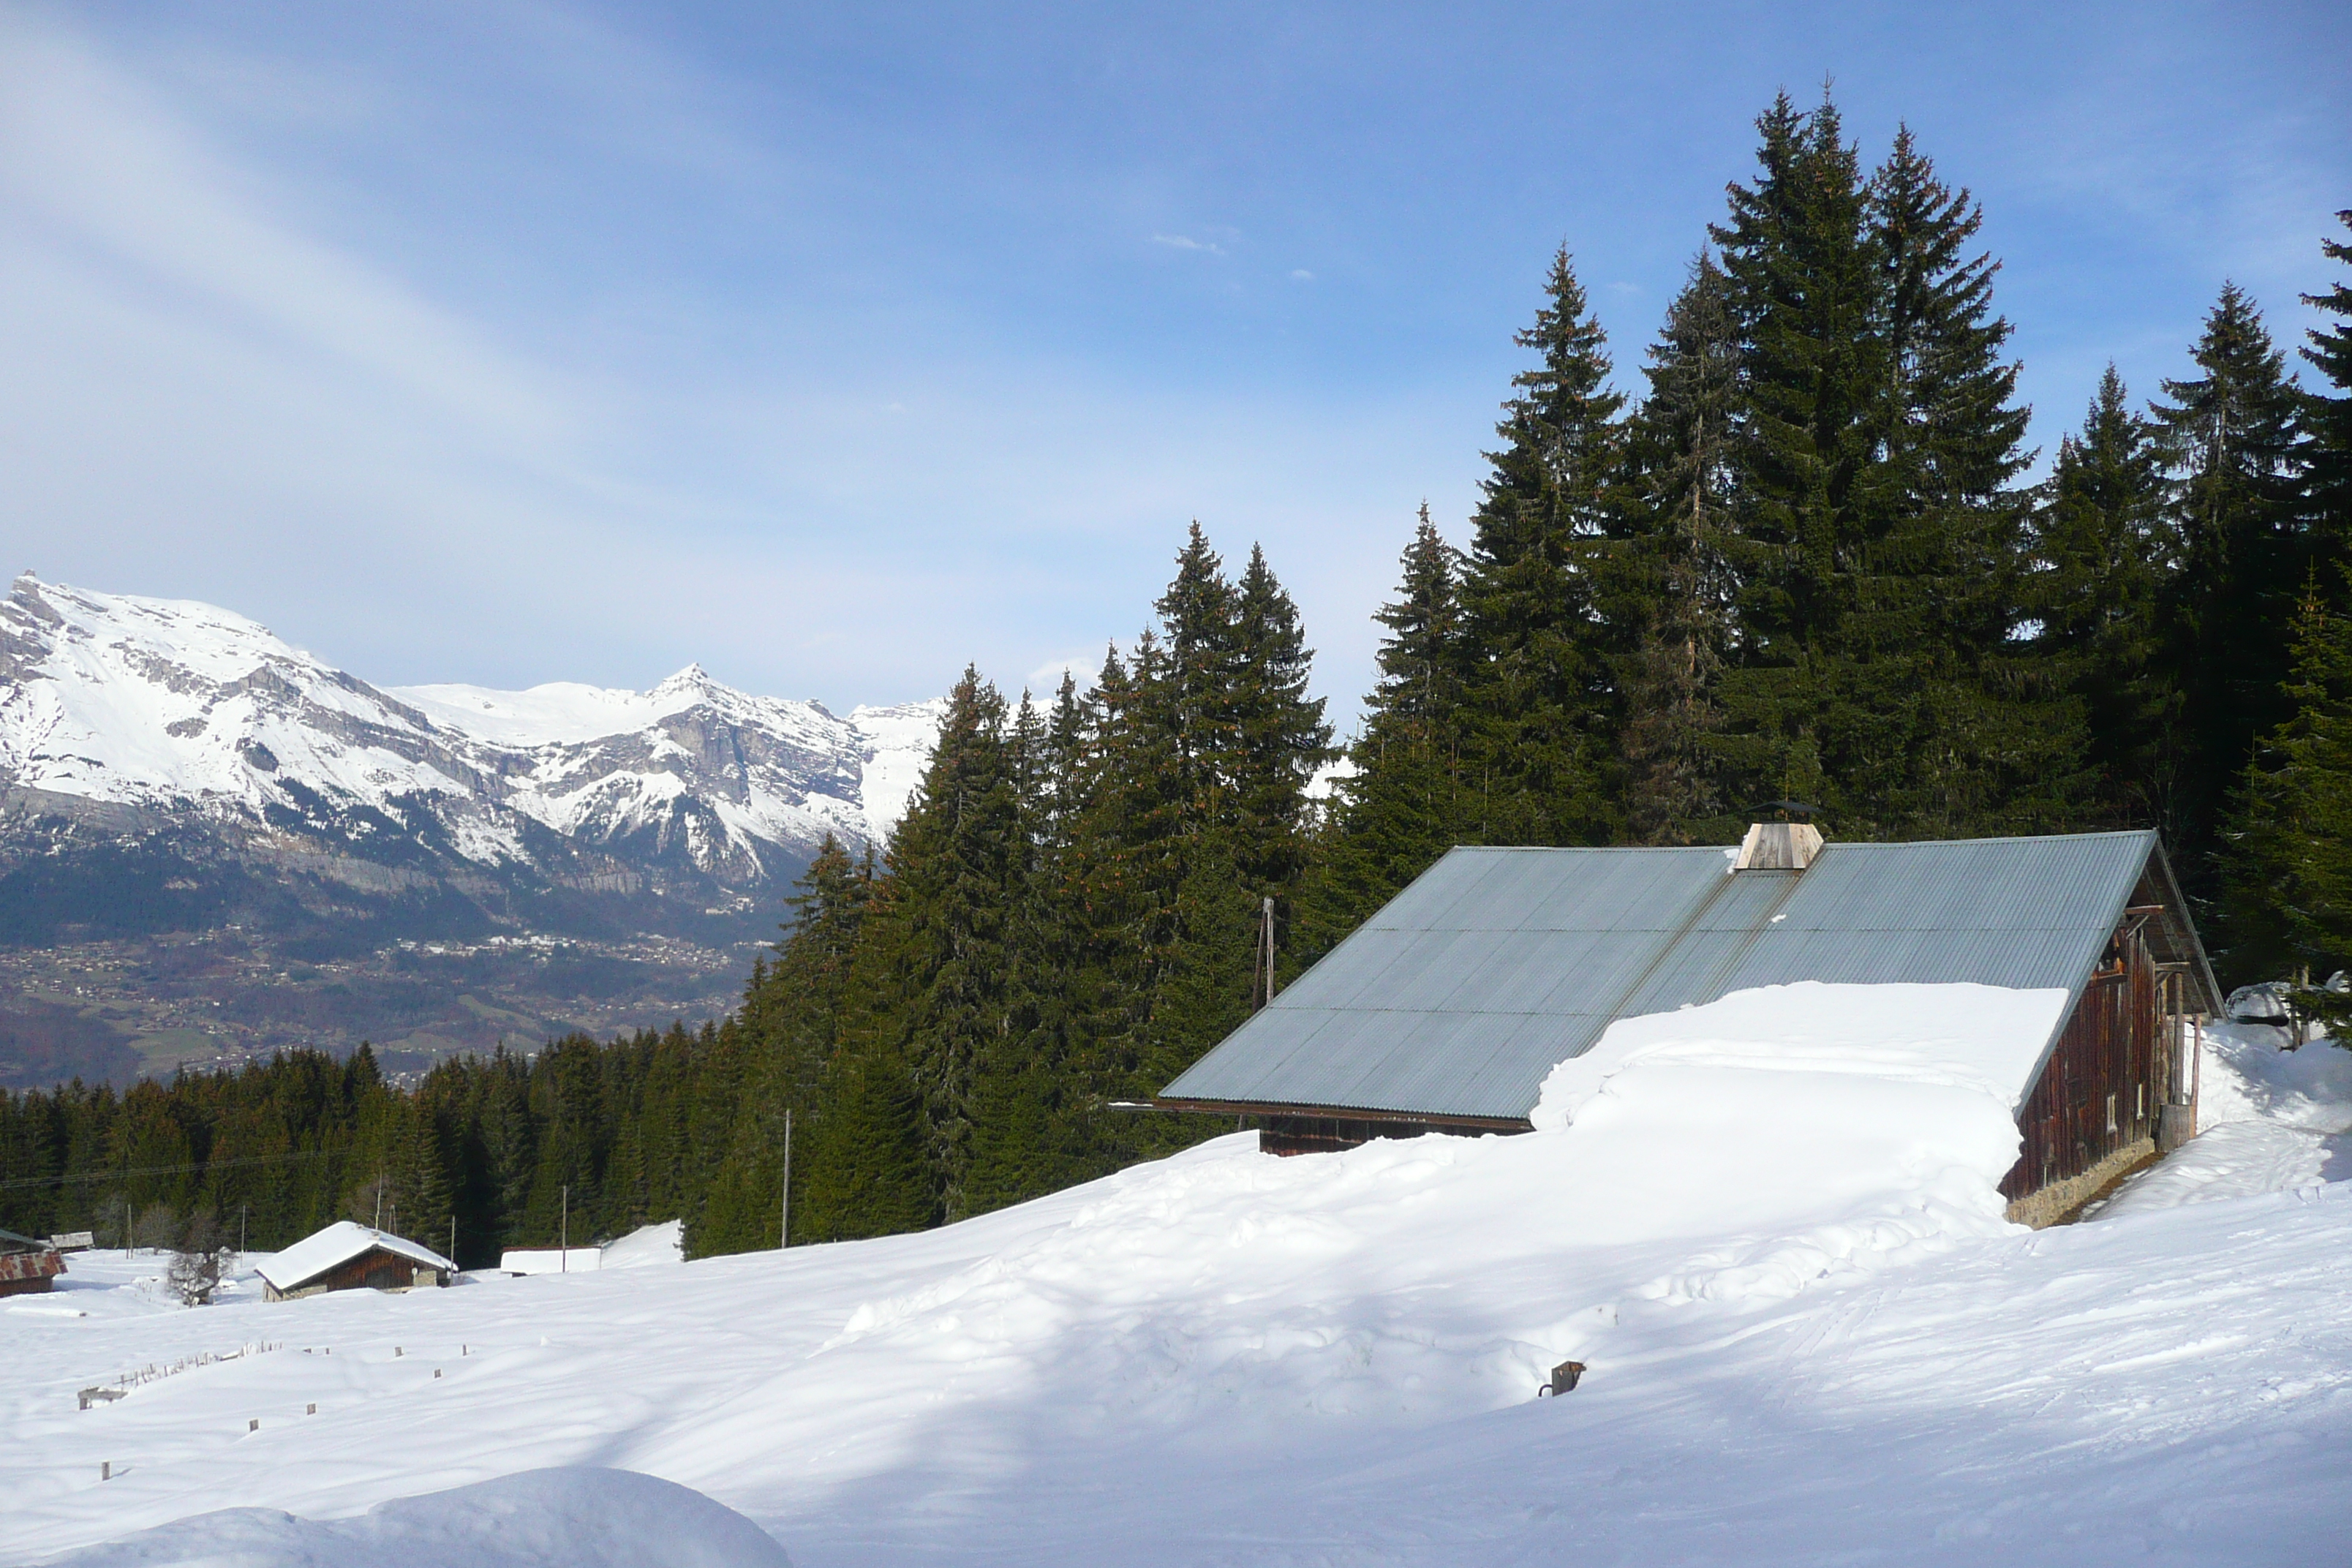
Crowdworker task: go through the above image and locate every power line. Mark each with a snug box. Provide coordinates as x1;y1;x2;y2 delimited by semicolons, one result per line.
0;1149;333;1191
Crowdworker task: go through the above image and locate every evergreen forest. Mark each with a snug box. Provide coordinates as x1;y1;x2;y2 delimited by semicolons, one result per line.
5;94;2350;1261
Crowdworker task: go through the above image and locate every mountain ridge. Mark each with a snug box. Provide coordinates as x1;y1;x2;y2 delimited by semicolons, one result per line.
0;572;943;1082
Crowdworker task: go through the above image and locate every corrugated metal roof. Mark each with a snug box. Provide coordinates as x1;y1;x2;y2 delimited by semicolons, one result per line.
1161;830;2179;1124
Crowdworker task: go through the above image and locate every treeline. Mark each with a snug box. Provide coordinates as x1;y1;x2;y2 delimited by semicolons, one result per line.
0;1032;750;1264
4;91;2350;1259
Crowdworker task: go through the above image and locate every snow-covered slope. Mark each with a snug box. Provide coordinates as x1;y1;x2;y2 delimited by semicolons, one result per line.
51;1468;791;1568
0;573;941;946
10;989;2351;1566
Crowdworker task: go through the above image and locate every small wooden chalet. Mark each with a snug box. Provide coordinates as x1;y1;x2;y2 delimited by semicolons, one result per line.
1159;826;2220;1226
257;1221;453;1303
0;1227;65;1297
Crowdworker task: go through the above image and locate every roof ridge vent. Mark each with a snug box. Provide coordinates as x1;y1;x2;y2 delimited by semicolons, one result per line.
1735;821;1823;871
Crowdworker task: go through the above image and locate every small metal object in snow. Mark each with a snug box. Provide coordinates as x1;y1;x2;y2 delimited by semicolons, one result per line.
1536;1360;1586;1397
78;1387;126;1411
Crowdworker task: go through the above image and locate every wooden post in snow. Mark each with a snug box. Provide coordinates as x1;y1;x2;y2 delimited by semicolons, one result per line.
780;1110;793;1251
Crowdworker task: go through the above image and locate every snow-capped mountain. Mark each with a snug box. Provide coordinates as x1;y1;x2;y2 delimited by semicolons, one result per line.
0;573;941;949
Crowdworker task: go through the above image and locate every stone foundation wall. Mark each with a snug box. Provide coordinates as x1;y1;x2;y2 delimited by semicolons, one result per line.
2005;1135;2155;1229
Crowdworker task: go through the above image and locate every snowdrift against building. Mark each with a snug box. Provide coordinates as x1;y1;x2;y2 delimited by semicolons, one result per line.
47;1467;792;1568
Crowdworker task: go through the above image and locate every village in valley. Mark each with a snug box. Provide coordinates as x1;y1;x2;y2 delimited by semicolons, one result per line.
2;6;2349;1567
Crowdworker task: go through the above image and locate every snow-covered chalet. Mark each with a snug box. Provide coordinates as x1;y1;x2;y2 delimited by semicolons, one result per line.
1158;826;2220;1226
257;1222;454;1302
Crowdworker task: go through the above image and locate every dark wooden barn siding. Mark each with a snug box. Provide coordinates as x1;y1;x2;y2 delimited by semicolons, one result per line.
2000;923;2172;1203
287;1247;440;1297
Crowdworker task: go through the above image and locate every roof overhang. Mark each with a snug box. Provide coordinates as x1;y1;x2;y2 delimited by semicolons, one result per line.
1153;1097;1532;1133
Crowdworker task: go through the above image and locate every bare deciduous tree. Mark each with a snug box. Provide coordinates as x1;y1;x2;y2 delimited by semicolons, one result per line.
168;1213;231;1307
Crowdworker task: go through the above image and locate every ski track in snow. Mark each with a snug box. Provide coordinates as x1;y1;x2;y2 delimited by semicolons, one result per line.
6;1013;2351;1566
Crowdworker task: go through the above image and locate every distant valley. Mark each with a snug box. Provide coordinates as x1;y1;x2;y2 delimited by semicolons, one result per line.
0;573;941;1087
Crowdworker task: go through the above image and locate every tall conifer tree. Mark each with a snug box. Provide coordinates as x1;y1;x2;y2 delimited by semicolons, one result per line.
2222;583;2352;996
2033;367;2178;825
1707;92;1885;815
1709;97;2073;834
1311;509;1471;943
1230;543;1335;893
2152;282;2310;883
1620;252;1741;842
1458;246;1626;845
2302;211;2352;583
849;668;1027;1218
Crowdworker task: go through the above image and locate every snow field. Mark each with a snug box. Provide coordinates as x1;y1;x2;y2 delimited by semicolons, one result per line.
5;988;2351;1565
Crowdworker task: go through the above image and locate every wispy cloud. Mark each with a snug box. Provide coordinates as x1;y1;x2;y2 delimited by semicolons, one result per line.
0;26;578;457
1151;233;1224;255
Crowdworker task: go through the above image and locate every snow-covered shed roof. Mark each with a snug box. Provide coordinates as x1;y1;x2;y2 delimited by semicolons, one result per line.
1161;829;2219;1127
256;1222;454;1292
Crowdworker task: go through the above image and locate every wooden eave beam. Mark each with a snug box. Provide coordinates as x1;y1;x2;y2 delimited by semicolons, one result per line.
1151;1097;1534;1134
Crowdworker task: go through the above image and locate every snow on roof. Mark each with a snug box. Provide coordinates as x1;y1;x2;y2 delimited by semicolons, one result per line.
255;1222;453;1292
500;1248;603;1275
1164;830;2216;1124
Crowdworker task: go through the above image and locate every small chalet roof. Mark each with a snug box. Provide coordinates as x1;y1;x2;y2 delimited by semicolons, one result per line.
256;1221;453;1292
1161;829;2219;1127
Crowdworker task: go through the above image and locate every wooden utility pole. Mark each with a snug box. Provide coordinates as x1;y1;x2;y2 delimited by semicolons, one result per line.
559;1183;569;1273
780;1110;794;1251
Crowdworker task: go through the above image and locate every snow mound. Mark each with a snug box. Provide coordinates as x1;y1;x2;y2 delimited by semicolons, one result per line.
723;981;2073;1450
600;1220;685;1270
1512;982;2070;1303
1531;980;2072;1128
48;1466;791;1568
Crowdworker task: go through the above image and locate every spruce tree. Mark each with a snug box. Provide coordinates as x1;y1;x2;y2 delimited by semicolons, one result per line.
853;667;1026;1220
1457;246;1627;845
1866;126;2083;832
1707;91;1885;816
691;835;875;1255
793;1034;939;1240
1619;252;1741;843
1229;543;1335;893
2222;581;2352;1003
1709;98;2076;835
2032;366;2179;824
2152;282;2310;884
2302;211;2352;586
1311;509;1469;948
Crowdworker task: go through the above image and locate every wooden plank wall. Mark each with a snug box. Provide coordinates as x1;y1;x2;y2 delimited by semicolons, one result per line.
2000;924;2167;1203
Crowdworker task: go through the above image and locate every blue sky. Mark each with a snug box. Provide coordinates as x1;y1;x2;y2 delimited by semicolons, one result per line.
1;1;2345;727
